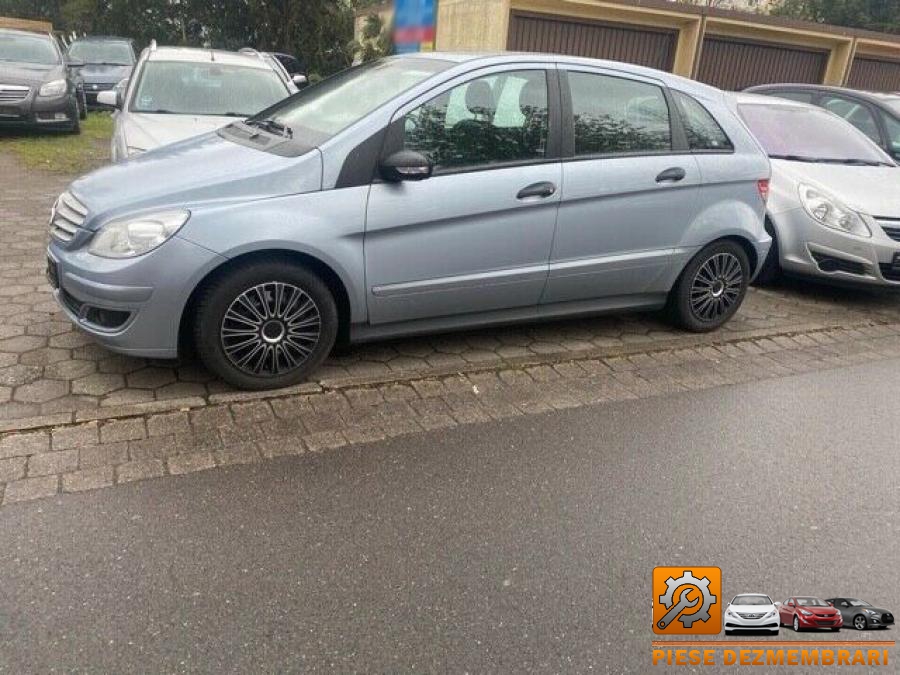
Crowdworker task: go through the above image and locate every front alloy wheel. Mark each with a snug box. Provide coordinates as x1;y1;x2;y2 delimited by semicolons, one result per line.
793;616;801;632
854;615;868;631
195;260;338;390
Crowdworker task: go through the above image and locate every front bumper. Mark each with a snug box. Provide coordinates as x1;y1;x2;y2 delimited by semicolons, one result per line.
795;613;843;629
772;208;900;288
0;89;74;129
725;612;780;631
48;235;226;359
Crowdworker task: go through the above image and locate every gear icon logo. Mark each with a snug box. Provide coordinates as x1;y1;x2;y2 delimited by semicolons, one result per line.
652;567;722;635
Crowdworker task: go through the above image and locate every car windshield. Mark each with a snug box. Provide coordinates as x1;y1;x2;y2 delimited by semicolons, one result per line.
738;103;890;165
256;57;451;142
733;595;771;606
796;598;830;607
130;61;288;117
848;599;872;607
67;41;133;65
0;32;59;65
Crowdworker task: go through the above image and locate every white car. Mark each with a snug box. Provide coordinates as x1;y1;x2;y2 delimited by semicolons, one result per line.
732;93;900;287
99;43;297;161
724;594;780;635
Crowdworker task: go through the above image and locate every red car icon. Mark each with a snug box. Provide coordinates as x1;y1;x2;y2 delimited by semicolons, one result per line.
777;597;843;632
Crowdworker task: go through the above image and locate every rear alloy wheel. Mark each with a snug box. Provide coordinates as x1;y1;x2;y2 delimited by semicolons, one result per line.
195;261;338;390
854;615;868;631
668;240;750;332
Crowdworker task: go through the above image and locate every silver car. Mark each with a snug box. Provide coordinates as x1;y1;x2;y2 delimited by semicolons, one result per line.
99;43;297;161
48;54;770;390
734;93;900;286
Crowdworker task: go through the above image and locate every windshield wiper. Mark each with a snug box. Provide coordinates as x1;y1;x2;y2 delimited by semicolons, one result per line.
768;154;820;163
817;158;893;167
245;118;293;138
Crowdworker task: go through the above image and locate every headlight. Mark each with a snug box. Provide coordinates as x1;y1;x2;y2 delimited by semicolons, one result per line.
39;79;67;97
764;609;777;619
799;183;871;238
89;210;189;258
799;609;813;616
864;609;878;615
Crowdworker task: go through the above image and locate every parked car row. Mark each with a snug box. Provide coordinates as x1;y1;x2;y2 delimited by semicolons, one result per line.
34;48;900;390
724;594;894;634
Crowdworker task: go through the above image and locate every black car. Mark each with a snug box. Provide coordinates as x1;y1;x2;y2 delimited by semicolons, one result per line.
66;36;135;108
0;28;84;133
746;84;900;162
826;598;895;631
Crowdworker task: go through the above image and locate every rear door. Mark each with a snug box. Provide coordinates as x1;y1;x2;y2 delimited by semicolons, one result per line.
365;65;562;325
542;67;701;304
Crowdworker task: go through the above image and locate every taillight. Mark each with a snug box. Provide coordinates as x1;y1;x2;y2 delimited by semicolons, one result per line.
757;179;770;203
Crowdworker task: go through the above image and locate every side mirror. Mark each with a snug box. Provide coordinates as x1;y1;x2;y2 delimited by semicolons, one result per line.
292;74;308;88
97;90;118;108
379;150;433;182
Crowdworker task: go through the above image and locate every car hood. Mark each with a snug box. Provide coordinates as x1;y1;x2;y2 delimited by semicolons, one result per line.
730;604;777;614
69;132;322;226
121;112;244;153
773;161;900;218
0;61;61;86
77;63;132;84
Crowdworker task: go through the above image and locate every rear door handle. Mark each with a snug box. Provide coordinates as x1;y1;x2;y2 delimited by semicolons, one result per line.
656;167;687;184
517;181;557;200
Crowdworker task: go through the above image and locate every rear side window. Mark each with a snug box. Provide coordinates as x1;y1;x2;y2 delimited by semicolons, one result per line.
672;91;733;152
567;71;672;156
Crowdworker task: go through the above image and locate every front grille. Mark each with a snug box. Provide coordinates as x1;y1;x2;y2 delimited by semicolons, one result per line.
883;612;894;624
49;191;88;242
811;252;867;276
737;612;764;619
0;85;29;102
877;218;900;242
86;82;117;91
879;264;900;282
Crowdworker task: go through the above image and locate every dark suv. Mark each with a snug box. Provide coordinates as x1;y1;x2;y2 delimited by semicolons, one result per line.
0;28;84;133
66;36;135;108
746;84;900;162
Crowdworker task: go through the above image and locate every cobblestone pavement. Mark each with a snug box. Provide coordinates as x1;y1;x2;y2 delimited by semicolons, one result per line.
2;322;900;506
4;151;900;440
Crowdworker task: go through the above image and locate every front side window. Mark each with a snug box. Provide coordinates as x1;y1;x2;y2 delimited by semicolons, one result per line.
67;41;133;66
568;71;671;156
820;95;881;143
0;32;59;65
672;90;732;151
403;70;549;171
131;61;289;117
883;113;900;157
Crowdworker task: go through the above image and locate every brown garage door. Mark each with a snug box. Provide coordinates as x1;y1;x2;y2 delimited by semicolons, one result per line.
507;11;676;72
697;36;828;91
848;57;900;92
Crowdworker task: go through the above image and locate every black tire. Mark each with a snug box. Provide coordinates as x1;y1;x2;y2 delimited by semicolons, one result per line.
78;89;88;120
853;614;868;631
793;615;801;632
754;225;781;285
724;629;733;635
667;240;750;333
194;260;338;390
68;100;81;134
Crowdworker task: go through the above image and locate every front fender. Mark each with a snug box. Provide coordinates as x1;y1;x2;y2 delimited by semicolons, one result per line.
177;187;370;323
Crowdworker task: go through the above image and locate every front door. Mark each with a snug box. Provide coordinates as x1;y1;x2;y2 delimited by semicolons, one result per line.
543;68;702;304
365;67;561;325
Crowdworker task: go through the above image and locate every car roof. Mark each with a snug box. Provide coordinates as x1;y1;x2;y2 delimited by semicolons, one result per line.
390;52;726;101
145;46;272;70
70;36;133;43
749;83;900;107
731;91;821;110
0;28;53;39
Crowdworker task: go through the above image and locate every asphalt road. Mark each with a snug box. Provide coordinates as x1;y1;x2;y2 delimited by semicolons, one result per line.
1;361;898;673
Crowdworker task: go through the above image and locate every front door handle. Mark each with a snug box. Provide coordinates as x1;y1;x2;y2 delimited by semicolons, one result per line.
656;167;687;183
517;181;557;200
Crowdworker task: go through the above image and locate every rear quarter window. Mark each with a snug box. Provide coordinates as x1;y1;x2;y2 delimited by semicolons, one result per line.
672;91;733;152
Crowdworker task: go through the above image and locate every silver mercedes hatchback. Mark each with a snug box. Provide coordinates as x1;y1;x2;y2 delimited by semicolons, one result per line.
47;53;771;390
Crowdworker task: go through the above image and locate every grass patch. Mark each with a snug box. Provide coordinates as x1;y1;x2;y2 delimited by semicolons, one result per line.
1;112;113;175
